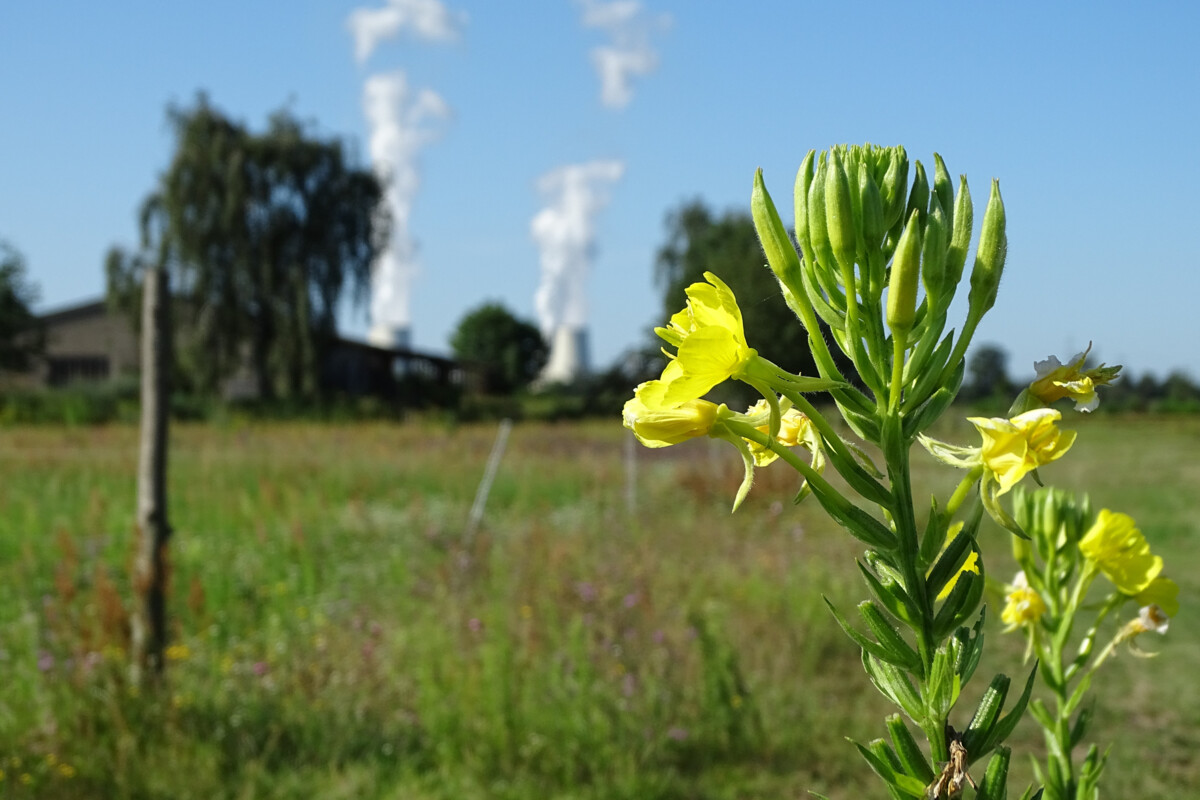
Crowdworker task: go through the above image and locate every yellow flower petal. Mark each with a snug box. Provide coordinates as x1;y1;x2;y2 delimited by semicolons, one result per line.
1079;509;1163;595
622;382;719;448
1135;577;1180;617
652;273;754;404
968;408;1075;495
1028;345;1120;413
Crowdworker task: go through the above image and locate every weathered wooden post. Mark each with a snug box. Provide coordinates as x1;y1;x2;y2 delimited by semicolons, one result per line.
131;266;172;682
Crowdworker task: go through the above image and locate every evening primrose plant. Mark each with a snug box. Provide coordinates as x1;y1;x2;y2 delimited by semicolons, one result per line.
622;143;1135;799
1004;488;1177;800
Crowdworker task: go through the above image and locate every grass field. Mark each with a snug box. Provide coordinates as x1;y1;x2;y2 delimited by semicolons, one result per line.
0;414;1197;799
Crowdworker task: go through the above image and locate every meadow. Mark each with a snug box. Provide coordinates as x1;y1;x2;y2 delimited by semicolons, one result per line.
0;414;1196;799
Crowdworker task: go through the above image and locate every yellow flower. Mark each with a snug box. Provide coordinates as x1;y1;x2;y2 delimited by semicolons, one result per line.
1135;576;1179;617
1079;510;1162;595
968;408;1076;495
622;381;719;447
57;763;76;779
1028;344;1120;413
164;644;190;662
654;273;756;404
1001;571;1047;630
745;399;817;467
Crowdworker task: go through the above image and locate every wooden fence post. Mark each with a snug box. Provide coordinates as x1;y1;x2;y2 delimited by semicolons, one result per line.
131;266;172;683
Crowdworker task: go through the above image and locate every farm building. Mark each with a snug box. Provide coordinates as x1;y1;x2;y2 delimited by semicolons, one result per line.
12;297;477;405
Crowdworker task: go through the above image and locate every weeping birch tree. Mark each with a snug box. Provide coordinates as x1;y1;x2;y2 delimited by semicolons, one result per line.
108;95;389;399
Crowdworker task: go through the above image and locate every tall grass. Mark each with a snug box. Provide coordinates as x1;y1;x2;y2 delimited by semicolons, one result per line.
0;416;1196;798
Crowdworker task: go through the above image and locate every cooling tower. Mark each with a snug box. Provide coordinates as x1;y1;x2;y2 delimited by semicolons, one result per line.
539;326;590;385
367;323;411;351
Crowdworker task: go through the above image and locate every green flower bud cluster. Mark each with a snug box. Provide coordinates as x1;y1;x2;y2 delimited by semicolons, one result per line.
753;144;1007;443
1011;485;1094;577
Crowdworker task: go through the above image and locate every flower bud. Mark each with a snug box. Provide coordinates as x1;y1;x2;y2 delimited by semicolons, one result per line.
753;168;803;296
825;149;857;271
904;160;930;228
968;179;1007;316
932;153;955;229
880;146;909;230
859;161;885;250
887;209;922;334
944;175;973;289
806;153;833;270
921;199;949;305
793;150;816;259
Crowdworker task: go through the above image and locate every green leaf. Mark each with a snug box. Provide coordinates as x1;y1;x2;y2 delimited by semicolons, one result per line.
978;662;1039;757
886;714;935;784
975;745;1011;800
859;601;923;673
1064;672;1093;716
862;651;926;723
1070;698;1097;749
919;497;949;568
950;606;986;685
810;483;898;550
851;738;927;799
963;673;1010;756
822;438;893;508
932;569;981;639
903;384;959;441
824;598;910;669
923;644;960;722
925;525;976;606
858;560;920;627
1027;698;1055;732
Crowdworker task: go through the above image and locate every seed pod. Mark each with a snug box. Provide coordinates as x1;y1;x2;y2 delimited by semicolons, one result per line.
968;179;1007;315
887;209;922;334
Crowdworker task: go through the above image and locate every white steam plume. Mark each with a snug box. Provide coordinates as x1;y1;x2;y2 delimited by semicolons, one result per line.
575;0;670;109
348;0;466;63
363;71;451;330
530;160;625;335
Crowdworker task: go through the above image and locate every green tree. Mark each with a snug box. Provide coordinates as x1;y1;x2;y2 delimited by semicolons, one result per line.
450;303;548;394
654;199;849;404
0;240;44;372
964;343;1012;402
108;95;388;399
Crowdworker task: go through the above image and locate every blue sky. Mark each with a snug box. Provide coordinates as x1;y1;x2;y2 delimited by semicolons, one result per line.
1;1;1197;380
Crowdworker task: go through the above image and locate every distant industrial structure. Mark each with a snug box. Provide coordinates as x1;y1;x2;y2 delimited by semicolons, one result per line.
12;297;477;406
538;325;590;386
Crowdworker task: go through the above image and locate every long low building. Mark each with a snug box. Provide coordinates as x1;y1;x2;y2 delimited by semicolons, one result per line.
15;297;479;405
